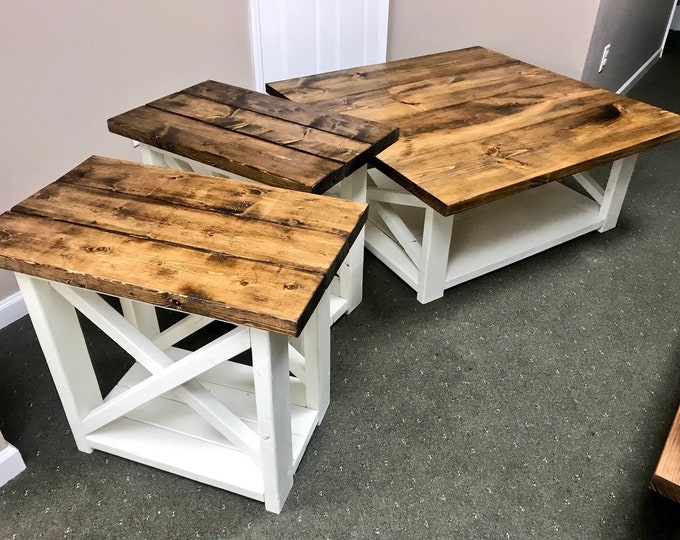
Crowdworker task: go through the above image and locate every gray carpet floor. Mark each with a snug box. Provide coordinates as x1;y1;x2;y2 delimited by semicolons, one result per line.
3;35;680;540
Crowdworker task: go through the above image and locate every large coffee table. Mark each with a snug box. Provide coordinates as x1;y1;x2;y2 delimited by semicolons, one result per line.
268;46;680;303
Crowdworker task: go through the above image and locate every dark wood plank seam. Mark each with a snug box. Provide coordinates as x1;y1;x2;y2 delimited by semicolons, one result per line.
335;79;573;134
0;248;300;335
373;128;680;217
8;205;331;278
145;99;356;167
266;58;525;105
265;47;517;92
145;96;396;184
392;99;680;173
1;205;366;335
441;95;625;149
184;82;397;145
55;171;359;236
107;109;347;193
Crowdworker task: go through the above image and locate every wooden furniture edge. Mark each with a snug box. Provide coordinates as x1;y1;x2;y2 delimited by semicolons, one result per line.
0;156;369;337
371;125;680;217
107;81;398;194
650;402;680;503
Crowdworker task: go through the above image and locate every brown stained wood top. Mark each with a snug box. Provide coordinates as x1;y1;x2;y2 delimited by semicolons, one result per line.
0;156;368;336
267;46;680;215
651;403;680;504
108;81;398;194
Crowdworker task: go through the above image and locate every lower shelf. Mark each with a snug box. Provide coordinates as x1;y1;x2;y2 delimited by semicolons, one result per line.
444;182;602;286
86;361;318;500
366;181;603;292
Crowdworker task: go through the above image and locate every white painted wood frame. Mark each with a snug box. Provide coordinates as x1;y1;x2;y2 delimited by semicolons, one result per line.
16;274;332;513
365;155;639;304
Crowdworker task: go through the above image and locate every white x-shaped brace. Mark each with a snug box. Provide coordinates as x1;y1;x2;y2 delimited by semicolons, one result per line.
50;282;265;462
17;273;329;513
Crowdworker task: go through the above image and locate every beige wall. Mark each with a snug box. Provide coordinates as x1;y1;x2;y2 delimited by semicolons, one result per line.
581;0;676;91
0;0;255;304
387;0;601;79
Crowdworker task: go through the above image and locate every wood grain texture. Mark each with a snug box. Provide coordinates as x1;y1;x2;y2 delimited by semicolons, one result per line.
268;46;680;215
651;404;680;503
108;81;398;194
0;156;368;336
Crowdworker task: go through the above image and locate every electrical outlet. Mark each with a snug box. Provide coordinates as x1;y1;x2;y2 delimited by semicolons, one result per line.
598;43;611;73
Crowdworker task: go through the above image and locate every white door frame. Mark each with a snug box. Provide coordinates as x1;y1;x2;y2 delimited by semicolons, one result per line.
248;0;390;91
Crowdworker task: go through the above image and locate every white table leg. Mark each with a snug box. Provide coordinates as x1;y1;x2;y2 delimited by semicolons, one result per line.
251;328;294;514
599;154;638;232
340;165;368;313
417;208;454;304
298;289;331;423
119;299;160;337
15;275;102;453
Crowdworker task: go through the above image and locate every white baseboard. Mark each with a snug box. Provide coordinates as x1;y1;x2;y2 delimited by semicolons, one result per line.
617;47;662;95
0;443;26;487
0;292;27;330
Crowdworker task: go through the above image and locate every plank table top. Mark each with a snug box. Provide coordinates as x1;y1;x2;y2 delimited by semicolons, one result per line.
108;80;398;194
267;46;680;216
0;156;368;336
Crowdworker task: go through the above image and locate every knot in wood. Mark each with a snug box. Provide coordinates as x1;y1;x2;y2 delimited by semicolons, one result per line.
85;246;111;254
283;283;299;290
113;207;132;218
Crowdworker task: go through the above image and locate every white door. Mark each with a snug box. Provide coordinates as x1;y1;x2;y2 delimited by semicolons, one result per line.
248;0;390;91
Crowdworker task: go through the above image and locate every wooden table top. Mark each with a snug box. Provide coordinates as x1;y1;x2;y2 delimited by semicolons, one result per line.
267;46;680;216
0;156;368;336
108;80;398;194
